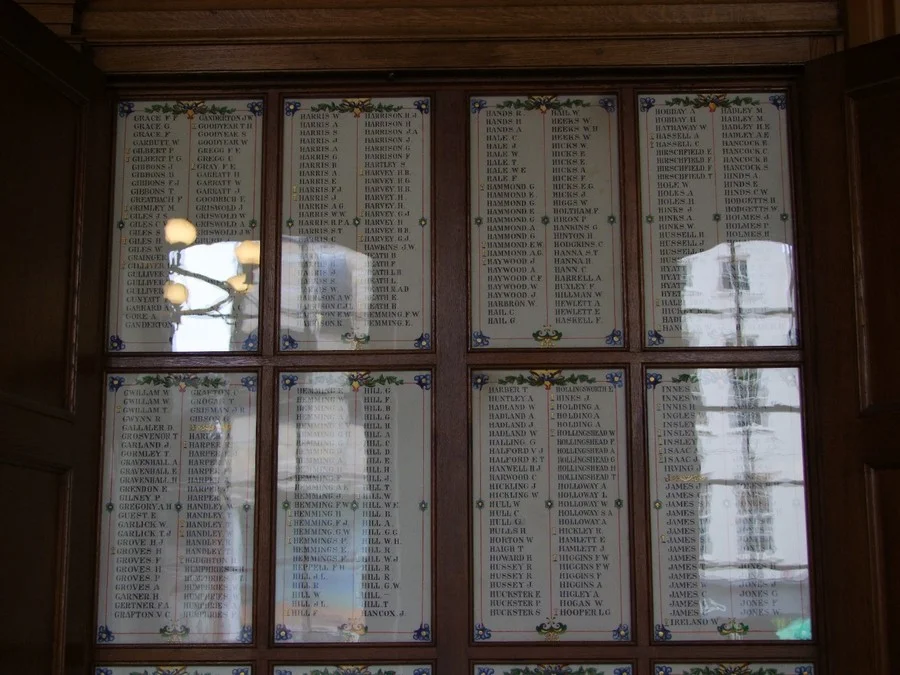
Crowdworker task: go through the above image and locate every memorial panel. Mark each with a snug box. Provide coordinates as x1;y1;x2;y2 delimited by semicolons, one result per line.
475;666;633;675
653;665;814;675
638;92;797;348
469;95;623;349
108;99;264;353
275;371;432;643
274;667;431;675
280;97;432;351
472;369;630;642
95;667;251;675
97;372;257;644
647;368;811;641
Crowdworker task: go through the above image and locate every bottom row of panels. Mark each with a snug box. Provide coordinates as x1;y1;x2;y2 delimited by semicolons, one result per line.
95;665;816;674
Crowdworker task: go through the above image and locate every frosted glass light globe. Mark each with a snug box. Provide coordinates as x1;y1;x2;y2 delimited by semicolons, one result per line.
163;281;189;305
164;218;197;246
226;273;251;293
235;240;261;265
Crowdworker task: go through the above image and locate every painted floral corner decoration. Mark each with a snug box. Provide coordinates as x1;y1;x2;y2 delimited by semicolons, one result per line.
159;623;189;641
311;98;403;117
275;671;293;675
345;372;404;391
664;93;760;111
639;96;656;112
656;668;673;675
247;100;264;117
94;668;113;675
232;668;251;675
477;669;494;675
118;101;135;117
284;100;302;116
342;332;370;350
605;371;624;388
533;325;563;347
414;98;430;115
412;621;431;640
281;333;299;350
414;373;432;390
136;374;226;389
96;625;115;643
281;374;299;390
473;621;492;640
794;667;814;675
769;93;788;111
612;622;630;640
108;375;126;392
144;101;236;118
654;623;672;641
471;98;488;114
472;373;489;390
647;329;665;346
598;96;617;113
646;372;663;389
472;330;491;348
236;623;253;643
274;623;293;641
497;95;590;113
242;333;259;351
338;616;369;639
536;616;568;641
414;332;432;349
614;669;633;675
605;328;623;346
716;618;750;637
413;669;432;675
109;334;126;351
498;370;597;390
239;375;257;392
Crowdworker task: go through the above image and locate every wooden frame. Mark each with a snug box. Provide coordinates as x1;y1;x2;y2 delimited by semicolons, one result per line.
96;71;820;675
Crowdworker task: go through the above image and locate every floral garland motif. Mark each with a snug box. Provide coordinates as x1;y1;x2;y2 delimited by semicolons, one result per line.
535;616;568;641
672;373;699;384
533;325;563;347
311;98;404;117
473;621;492;640
144;101;237;118
716;618;750;637
136;374;226;389
341;332;371;350
303;669;401;675
664;94;760;111
500;667;602;675
496;96;591;114
657;667;803;675
158;624;190;641
347;372;404;390
498;370;597;390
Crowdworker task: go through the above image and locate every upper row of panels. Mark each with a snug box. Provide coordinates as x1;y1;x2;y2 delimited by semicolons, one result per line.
109;93;797;353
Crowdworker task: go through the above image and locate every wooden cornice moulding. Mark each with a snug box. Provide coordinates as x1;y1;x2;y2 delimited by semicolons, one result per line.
79;2;841;43
90;35;821;73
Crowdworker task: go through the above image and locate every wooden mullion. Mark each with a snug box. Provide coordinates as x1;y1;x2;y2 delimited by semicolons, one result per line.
261;89;280;359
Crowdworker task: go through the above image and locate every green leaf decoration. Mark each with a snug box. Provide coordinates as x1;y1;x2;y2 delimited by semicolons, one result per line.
135;374;227;389
504;668;602;675
497;370;597;388
664;94;760;110
496;96;590;112
347;372;405;389
310;98;404;115
143;101;236;118
682;668;784;675
671;373;699;383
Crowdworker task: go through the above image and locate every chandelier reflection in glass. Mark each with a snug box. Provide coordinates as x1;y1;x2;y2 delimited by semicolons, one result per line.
162;217;260;350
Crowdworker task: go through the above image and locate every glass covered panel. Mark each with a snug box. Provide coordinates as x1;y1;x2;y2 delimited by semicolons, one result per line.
470;94;623;350
280;97;432;351
97;372;257;644
275;371;432;642
647;367;811;641
472;368;630;642
639;91;797;348
108;99;263;352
